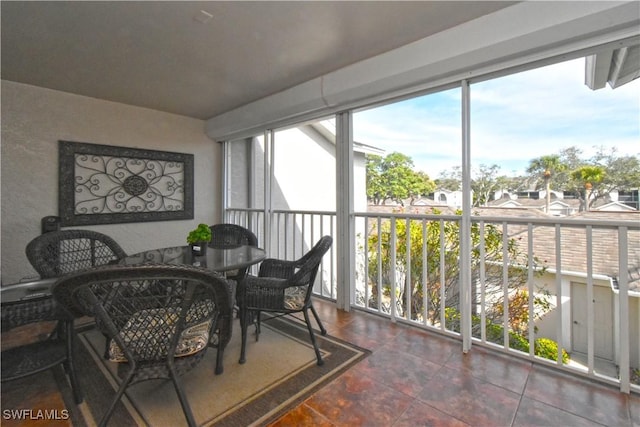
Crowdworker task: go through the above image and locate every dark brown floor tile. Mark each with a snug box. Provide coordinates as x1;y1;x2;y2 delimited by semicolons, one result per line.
313;299;357;328
346;313;405;341
1;321;58;350
445;345;532;394
513;396;609;427
524;365;632;427
268;403;335;427
393;400;471;427
324;327;385;351
417;365;520;426
389;327;459;364
4;299;636;427
305;370;412;426
354;346;441;397
1;369;72;427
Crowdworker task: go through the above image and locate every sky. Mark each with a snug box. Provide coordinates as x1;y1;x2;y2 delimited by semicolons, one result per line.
353;58;640;179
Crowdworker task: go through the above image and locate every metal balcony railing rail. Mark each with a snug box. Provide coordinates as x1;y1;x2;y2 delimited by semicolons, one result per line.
226;207;639;394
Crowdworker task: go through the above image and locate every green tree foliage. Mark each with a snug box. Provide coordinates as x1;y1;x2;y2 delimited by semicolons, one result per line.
540;145;640;211
369;146;638;209
435;167;462;191
588;146;640;205
445;308;569;363
570;165;606;211
366;154;385;205
472;164;503;207
365;210;545;331
436;164;529;207
526;154;567;213
366;152;435;205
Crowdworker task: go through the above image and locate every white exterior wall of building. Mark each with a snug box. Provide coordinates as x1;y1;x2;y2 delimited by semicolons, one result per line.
533;270;639;368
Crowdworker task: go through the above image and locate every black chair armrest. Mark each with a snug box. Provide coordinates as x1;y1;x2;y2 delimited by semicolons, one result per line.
245;276;290;290
258;258;299;279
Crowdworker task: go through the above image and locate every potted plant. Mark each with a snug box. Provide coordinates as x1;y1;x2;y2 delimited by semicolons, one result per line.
187;223;212;256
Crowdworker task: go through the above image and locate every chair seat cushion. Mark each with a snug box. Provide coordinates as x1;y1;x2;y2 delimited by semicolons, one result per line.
283;286;307;310
108;306;213;363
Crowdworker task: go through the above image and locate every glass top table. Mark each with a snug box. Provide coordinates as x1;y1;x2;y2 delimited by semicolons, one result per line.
1;277;58;305
119;245;266;273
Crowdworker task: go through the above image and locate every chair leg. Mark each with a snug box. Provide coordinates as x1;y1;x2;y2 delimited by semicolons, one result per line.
239;307;248;364
255;311;261;341
215;346;225;375
309;303;327;336
64;320;83;404
303;309;324;366
213;315;230;374
103;336;110;360
99;369;135;427
169;368;197;427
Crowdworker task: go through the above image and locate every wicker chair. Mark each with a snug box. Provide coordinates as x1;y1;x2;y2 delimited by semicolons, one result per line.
209;223;258;283
237;235;332;366
26;229;128;361
26;229;127;278
53;264;233;427
3;230;127;404
1;278;83;404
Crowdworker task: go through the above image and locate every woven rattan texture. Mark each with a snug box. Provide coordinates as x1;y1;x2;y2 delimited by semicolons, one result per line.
237;236;333;366
26;229;127;278
52;263;232;427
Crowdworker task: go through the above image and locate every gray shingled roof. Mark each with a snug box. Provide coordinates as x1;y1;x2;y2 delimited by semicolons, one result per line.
366;205;640;292
473;208;640;292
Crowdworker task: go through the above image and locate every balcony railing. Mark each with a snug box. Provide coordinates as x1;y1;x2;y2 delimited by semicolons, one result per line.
226;207;639;394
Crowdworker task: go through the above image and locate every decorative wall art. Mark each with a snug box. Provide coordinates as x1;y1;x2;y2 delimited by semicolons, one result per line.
59;141;194;225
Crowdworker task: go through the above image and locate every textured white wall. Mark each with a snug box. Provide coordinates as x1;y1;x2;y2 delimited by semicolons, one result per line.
1;80;221;284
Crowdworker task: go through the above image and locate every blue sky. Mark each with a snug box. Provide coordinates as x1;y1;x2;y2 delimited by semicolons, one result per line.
353;58;640;178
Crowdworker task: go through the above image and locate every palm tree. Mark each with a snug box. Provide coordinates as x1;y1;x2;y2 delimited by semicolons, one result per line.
527;155;567;214
571;165;606;211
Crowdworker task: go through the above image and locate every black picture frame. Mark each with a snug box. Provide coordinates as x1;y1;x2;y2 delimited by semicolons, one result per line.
59;140;194;226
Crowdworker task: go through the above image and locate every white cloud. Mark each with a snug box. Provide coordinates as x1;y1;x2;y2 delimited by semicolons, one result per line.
354;58;639;177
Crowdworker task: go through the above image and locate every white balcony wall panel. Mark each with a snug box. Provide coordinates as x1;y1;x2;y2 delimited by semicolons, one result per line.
272;128;336;211
227;140;251;209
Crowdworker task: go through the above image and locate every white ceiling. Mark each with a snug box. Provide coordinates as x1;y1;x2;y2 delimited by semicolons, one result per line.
1;1;516;120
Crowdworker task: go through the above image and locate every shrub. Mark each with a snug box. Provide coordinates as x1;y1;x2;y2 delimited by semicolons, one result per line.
535;337;570;363
444;307;568;363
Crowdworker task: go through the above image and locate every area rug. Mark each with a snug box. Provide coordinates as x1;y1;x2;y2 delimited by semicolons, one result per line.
60;316;369;426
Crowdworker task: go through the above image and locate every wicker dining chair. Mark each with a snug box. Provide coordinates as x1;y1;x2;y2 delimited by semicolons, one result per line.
209;223;258;282
237;235;332;366
26;229;127;278
26;229;128;359
4;230;128;404
1;278;83;404
53;263;233;427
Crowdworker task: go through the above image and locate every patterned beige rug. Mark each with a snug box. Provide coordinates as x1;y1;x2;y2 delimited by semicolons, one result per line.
64;316;368;426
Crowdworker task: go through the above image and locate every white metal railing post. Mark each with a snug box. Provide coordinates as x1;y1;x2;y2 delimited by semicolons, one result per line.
586;226;595;375
555;224;564;365
391;217;398;322
221;141;229;222
460;79;472;352
336;111;355;311
618;227;630;393
263;130;274;255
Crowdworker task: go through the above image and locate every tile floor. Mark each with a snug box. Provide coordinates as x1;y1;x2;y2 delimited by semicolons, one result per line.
269;299;639;427
2;299;638;427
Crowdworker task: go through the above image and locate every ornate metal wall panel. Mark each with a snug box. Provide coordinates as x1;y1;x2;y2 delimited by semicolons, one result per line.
59;141;194;225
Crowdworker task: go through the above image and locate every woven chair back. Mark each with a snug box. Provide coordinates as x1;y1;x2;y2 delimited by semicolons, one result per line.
26;229;127;278
209;223;258;248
